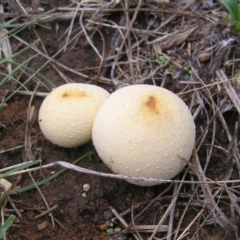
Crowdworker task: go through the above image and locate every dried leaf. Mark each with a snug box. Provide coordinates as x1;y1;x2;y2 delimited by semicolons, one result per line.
151;25;197;51
217;70;240;115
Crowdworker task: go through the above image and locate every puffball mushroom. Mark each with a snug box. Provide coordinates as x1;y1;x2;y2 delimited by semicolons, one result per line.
38;83;110;148
92;84;195;186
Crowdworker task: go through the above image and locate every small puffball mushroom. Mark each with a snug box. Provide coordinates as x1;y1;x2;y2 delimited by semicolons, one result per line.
92;85;195;186
83;184;90;192
38;83;110;148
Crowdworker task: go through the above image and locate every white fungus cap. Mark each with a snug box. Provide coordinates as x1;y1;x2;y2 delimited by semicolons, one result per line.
38;83;110;148
92;84;195;186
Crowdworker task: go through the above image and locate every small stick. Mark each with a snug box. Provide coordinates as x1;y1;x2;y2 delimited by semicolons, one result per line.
0;145;24;154
8;196;22;219
149;192;179;240
110;206;129;228
131;205;143;240
7;90;48;97
167;183;178;240
35;205;58;219
110;206;140;240
127;225;169;233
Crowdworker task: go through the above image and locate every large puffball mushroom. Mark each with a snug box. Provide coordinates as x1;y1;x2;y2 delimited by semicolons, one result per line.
92;84;195;186
38;83;110;148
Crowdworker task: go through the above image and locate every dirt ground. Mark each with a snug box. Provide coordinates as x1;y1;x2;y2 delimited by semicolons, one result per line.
1;0;240;239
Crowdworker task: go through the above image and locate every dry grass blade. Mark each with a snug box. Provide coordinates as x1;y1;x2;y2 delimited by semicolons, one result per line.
22;84;55;228
147;25;197;49
193;151;237;231
0;28;12;74
217;69;240;114
7;0;27;14
12;35;111;85
34;205;58;219
0;4;12;74
176;209;204;240
0;178;12;240
149;187;179;239
0;145;24;154
130;205;143;240
110;206;141;240
5;160;240;185
149;171;187;239
0;179;12;206
110;0;142;85
127;225;169;233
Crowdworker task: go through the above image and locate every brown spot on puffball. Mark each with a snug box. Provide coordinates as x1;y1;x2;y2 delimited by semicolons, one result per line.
142;94;176;122
144;95;160;115
61;90;87;98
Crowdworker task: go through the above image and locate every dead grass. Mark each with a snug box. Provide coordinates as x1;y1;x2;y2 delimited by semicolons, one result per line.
0;0;240;239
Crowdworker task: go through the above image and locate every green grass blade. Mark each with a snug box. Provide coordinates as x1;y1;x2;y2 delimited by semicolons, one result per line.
11;168;66;194
0;72;29;91
0;53;40;88
0;103;7;112
3;59;55;88
9;150;94;195
0;39;40;63
0;59;55;89
237;5;240;21
0;23;31;28
0;160;42;179
0;39;42;89
0;215;16;238
220;0;239;21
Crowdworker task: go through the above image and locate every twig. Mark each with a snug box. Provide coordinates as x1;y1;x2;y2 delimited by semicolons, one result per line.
131;205;143;240
35;205;58;219
0;145;24;154
127;225;169;233
166;183;178;240
110;206;140;240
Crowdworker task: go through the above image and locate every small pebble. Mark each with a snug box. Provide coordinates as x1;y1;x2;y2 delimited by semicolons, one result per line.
14;217;21;224
37;221;48;231
99;223;108;230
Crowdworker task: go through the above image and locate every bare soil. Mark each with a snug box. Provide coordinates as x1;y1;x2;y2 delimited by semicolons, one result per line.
1;0;240;240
